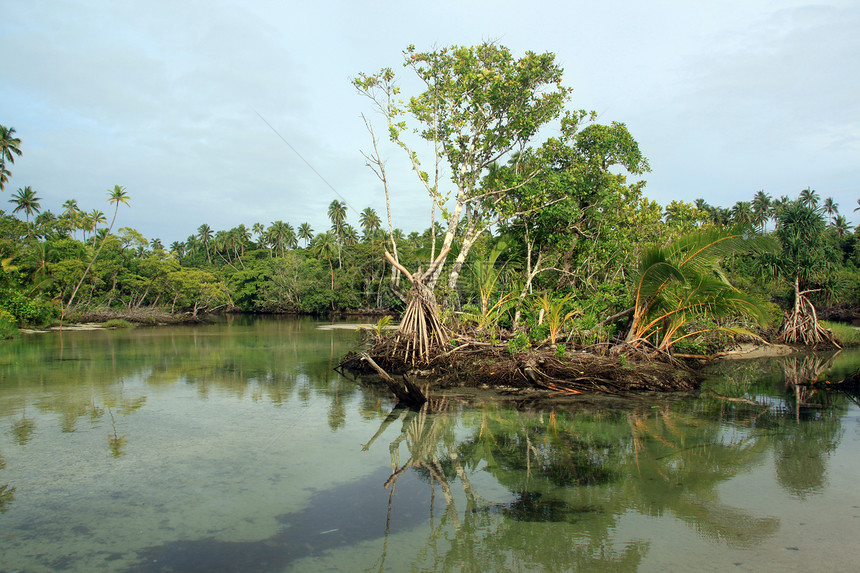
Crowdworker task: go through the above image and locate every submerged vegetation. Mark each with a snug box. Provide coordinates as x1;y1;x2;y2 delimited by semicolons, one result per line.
0;44;858;387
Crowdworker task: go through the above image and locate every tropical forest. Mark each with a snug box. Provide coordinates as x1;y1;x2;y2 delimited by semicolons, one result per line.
1;44;858;386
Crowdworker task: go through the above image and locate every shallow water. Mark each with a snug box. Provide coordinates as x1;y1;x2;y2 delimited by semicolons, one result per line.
1;317;859;572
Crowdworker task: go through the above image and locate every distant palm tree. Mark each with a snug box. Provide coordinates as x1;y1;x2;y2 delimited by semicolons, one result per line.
65;186;130;313
799;187;819;208
853;198;859;213
298;222;314;247
197;224;213;263
730;201;754;227
150;238;164;252
359;207;381;241
170;241;186;259
751;190;772;233
833;215;850;237
9;186;41;223
252;222;265;246
822;197;839;224
328;200;347;267
0;125;23;191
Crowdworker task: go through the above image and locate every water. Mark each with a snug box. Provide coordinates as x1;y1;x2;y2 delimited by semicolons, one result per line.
1;316;859;572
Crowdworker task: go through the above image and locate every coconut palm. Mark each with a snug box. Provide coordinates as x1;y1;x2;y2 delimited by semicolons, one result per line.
0;125;23;191
65;186;130;313
328;200;347;267
197;224;213;263
751;190;772;233
298;222;314;247
730;201;754;228
170;241;186;259
799;187;819;208
359;207;381;241
822;197;838;224
832;215;849;237
624;229;776;351
9;186;41;223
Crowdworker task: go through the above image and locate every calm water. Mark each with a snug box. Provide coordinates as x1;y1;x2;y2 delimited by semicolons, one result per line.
1;316;859;572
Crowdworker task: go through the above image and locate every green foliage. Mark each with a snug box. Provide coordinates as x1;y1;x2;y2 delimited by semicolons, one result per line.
507;331;531;355
0;288;58;326
627;229;777;350
102;318;134;329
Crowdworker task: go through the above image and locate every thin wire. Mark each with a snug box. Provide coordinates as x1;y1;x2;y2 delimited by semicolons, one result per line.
253;109;360;216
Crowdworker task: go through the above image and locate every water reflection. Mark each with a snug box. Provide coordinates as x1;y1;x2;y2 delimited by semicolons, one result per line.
1;320;859;573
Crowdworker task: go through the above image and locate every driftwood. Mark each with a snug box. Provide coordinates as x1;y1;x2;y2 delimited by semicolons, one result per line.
360;352;427;407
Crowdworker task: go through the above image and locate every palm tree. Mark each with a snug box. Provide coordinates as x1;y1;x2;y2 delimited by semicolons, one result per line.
833;215;849;237
359;207;381;241
88;209;107;246
328;200;347;267
252;222;265;246
65;186;130;314
298;222;314;247
170;241;186;259
0;125;23;191
822;197;838;224
9;186;41;223
751;190;772;233
799;187;819;208
854;198;860;212
624;229;776;351
197;223;213;264
267;221;288;257
730;201;754;227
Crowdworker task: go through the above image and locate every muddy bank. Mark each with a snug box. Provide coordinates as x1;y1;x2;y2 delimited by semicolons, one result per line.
340;337;699;404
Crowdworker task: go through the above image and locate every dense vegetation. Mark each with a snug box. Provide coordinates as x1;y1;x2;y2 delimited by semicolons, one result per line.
1;43;858;352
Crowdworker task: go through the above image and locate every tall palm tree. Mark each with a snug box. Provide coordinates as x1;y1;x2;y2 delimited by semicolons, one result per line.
751;190;772;233
298;222;314;247
0;125;23;191
170;241;186;259
799;187;819;208
65;186;130;313
9;186;41;223
197;223;213;264
822;197;838;224
730;201;754;227
252;222;265;246
833;215;849;237
88;209;107;246
328;200;347;267
359;207;381;241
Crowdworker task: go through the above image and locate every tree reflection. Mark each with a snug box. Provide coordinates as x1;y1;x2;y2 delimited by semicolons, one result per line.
360;383;852;570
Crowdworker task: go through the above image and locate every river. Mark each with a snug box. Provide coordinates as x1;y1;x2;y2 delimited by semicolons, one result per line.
1;316;859;572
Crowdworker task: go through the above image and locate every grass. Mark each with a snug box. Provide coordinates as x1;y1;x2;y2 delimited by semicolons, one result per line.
822;321;860;347
102;318;135;329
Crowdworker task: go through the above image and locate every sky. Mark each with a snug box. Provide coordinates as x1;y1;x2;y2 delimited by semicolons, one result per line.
2;0;859;244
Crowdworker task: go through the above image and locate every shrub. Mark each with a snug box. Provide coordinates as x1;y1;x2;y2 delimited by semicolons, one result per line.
103;318;134;329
